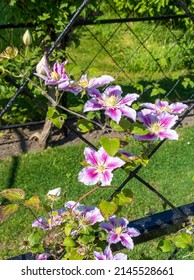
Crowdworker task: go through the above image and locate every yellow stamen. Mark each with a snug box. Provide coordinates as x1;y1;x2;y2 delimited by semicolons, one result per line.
105;95;117;107
150;123;161;133
51;71;60;81
115;226;123;234
98;165;105;172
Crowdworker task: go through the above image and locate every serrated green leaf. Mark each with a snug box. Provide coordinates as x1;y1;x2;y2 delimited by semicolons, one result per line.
28;232;42;247
157;239;173;252
130;123;149;135
115;189;134;206
78;234;95;244
47;107;57;119
0;204;19;223
62;247;85;260
100;137;120;156
69;104;84;113
52;116;66;129
0;188;25;200
77;119;94;133
64;237;76;247
23;195;40;210
110;119;131;132
174;232;192;249
99;200;118;220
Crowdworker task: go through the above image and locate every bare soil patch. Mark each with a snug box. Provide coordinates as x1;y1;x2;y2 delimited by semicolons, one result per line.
0;114;194;159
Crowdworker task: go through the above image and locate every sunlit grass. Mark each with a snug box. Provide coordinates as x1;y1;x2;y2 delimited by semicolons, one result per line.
0;125;193;259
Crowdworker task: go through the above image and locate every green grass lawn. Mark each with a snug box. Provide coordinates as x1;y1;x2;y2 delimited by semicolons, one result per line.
0;125;194;260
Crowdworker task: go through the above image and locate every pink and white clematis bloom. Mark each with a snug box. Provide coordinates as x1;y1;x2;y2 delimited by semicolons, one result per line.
84;85;139;123
94;245;127;260
100;216;140;249
140;99;188;115
60;74;114;95
78;147;125;186
134;109;178;141
65;201;104;225
35;60;70;87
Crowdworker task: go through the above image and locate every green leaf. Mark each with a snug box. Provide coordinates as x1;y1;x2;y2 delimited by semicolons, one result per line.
68;104;84;113
78;234;95;244
0;188;25;200
115;189;134;206
23;195;40;210
51;115;66;129
110;119;131;131
100;137;120;156
77;119;94;133
0;204;19;223
99;200;118;220
28;232;42;247
130;123;149;135
64;237;76;247
174;232;192;249
62;248;85;260
157;239;173;252
47;107;56;119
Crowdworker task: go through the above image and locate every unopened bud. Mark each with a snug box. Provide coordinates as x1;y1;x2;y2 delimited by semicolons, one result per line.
23;29;32;46
36;55;49;75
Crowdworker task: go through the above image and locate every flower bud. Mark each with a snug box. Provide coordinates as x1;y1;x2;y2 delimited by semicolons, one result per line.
23;29;32;46
36;55;49;75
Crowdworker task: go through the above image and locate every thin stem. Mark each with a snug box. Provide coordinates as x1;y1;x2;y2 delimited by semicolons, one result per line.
70;185;100;212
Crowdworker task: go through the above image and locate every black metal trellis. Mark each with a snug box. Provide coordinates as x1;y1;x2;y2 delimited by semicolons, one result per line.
1;0;194;259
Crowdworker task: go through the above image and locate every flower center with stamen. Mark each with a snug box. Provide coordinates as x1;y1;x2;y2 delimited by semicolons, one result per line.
150;123;161;134
98;165;105;172
115;226;123;235
161;106;169;112
79;79;89;88
105;95;117;107
51;71;60;81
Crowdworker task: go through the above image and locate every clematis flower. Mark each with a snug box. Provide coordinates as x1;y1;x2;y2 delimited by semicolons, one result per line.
134;110;178;141
94;245;127;260
78;74;114;92
65;201;104;225
62;74;114;95
140;99;188;115
35;253;49;260
32;217;50;230
78;147;125;186
84;85;139;123
35;60;71;88
100;216;140;249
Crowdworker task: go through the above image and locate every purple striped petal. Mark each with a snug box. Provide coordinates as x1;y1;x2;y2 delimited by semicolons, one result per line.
119;93;139;106
158;130;178;140
104;85;122;97
78;166;99;185
101;170;113;186
84;147;98;166
84;99;103;112
93;251;106;260
108;233;120;244
113;253;128;260
118;217;128;228
106;108;122;123
120;234;134;249
120;106;137;121
126;227;140;237
90;75;114;88
169;102;188;114
134;133;158;141
159;114;178;128
100;222;113;232
106;157;125;171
